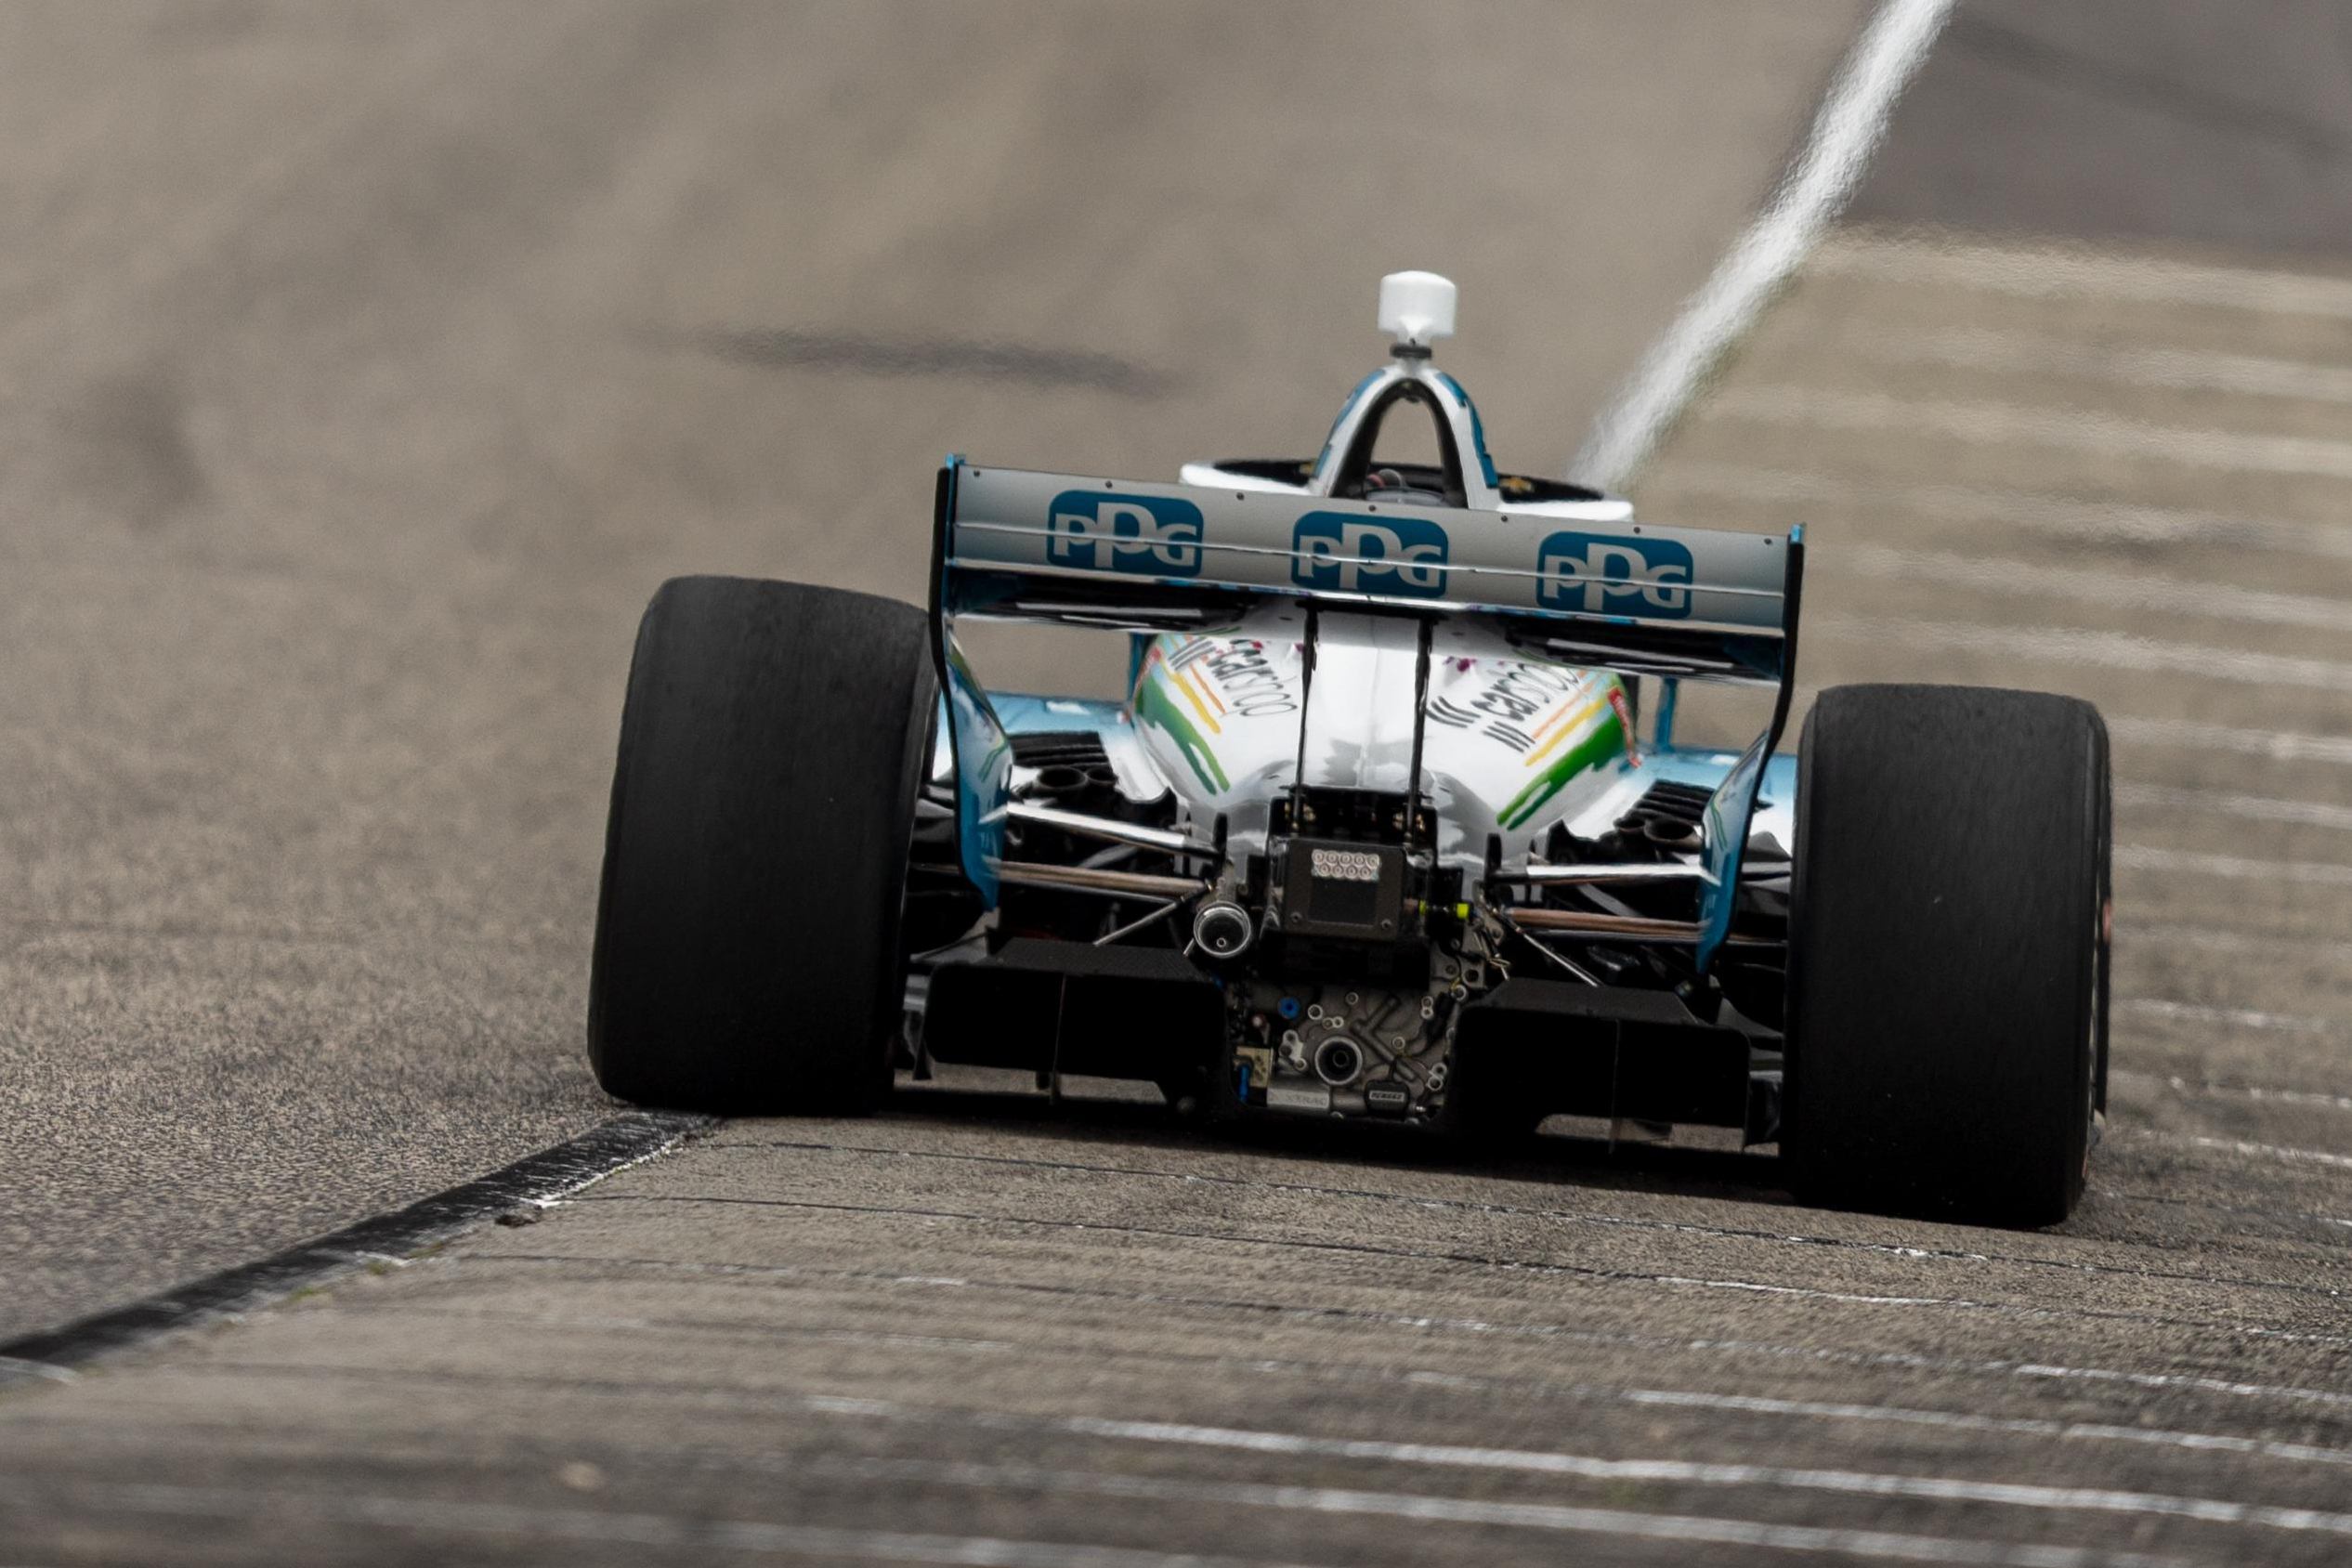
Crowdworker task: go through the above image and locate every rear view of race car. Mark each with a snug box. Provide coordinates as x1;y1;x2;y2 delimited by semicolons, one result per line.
586;273;2110;1229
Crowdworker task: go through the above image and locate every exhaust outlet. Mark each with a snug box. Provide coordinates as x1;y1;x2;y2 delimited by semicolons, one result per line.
1193;902;1254;960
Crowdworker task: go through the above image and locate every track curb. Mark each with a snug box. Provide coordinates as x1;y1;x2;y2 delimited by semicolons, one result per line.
0;1109;713;1388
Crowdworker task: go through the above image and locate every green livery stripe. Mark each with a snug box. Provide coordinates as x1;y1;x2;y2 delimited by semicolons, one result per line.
1497;719;1626;830
1135;675;1231;793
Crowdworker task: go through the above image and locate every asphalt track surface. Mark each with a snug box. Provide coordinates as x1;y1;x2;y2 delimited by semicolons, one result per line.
0;0;1865;1343
9;3;2352;1566
1849;0;2352;257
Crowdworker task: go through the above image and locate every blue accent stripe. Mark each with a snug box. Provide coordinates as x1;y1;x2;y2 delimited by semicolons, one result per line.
1312;371;1387;482
1693;529;1804;973
1434;371;1500;490
931;454;1009;904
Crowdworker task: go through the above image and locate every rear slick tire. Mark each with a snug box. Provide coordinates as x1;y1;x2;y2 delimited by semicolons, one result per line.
1784;684;2109;1228
586;576;937;1115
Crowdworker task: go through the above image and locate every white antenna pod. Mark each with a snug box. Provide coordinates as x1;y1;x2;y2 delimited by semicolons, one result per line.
1377;270;1457;350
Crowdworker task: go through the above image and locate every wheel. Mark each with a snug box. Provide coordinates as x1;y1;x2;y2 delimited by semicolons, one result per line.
1783;684;2109;1227
587;576;937;1113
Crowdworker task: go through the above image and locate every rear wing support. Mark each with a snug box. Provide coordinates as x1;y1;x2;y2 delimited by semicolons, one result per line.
930;460;1010;901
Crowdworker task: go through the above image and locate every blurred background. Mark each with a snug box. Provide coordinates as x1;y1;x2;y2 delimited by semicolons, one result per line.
4;0;2348;1365
10;7;2352;1564
0;0;1879;1336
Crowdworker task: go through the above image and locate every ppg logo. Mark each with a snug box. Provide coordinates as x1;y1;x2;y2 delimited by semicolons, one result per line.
1048;490;1204;576
1291;512;1449;597
1536;531;1694;619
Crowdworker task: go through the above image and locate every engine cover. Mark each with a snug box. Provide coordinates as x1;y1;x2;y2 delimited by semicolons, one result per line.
1130;604;1632;869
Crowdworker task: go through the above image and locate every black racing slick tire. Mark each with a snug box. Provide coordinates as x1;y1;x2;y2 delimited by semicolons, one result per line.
587;576;937;1115
1783;684;2110;1229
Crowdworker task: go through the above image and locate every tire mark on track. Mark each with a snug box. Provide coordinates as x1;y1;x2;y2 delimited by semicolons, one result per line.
2117;845;2352;886
2176;1136;2352;1171
2107;719;2352;771
2120;1000;2352;1038
1814;615;2352;692
471;1252;2352;1416
1655;461;2352;561
2116;784;2352;837
1846;325;2352;406
0;1480;1315;1568
2097;1190;2352;1236
785;1449;2331;1550
2110;1128;2352;1171
699;1137;2351;1293
1713;385;2352;480
832;1407;2352;1543
109;1365;2352;1545
704;327;1174;399
1;1470;2192;1568
0;1112;711;1386
2142;1075;2352;1115
320;1306;2352;1474
1830;543;2352;632
568;1194;2352;1343
1810;231;2352;320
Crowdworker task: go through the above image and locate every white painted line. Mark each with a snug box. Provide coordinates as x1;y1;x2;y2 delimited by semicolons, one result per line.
2115;845;2352;887
2118;999;2352;1039
1571;0;1955;487
1708;385;2352;481
2115;781;2352;834
1851;325;2352;405
1646;460;2352;559
1814;229;2352;320
1812;612;2352;689
1832;543;2352;632
2107;715;2352;768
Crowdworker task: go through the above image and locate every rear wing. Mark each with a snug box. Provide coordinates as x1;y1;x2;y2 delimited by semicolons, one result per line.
930;460;1803;968
934;459;1799;685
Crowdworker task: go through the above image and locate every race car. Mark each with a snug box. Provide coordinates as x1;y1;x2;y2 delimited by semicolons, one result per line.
586;272;2110;1228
